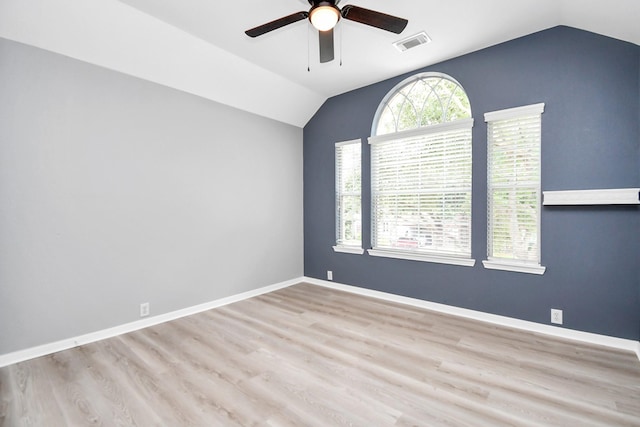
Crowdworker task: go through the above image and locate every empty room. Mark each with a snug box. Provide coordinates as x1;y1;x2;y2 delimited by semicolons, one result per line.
1;0;639;425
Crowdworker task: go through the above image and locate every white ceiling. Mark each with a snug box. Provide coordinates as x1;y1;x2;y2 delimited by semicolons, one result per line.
1;0;638;127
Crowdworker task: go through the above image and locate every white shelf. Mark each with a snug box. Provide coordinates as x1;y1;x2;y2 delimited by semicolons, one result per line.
543;188;640;205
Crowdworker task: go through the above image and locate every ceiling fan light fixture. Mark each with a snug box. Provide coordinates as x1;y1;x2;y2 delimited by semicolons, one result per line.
309;4;340;31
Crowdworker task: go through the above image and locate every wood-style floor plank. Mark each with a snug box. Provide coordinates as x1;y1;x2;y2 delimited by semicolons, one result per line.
1;283;639;426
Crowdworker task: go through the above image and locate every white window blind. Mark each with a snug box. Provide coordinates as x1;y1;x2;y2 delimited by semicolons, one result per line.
485;103;545;274
369;119;473;261
335;140;362;252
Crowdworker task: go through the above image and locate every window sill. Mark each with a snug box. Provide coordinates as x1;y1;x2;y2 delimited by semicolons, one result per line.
368;249;475;267
333;246;365;255
482;260;546;275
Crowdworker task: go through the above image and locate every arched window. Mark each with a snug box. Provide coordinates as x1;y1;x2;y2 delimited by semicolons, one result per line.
374;73;471;135
368;73;474;265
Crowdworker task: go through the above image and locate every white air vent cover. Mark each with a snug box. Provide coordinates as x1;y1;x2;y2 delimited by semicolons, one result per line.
393;32;431;52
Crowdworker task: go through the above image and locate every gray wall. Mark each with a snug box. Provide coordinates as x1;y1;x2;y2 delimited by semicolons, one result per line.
0;38;303;354
304;26;640;340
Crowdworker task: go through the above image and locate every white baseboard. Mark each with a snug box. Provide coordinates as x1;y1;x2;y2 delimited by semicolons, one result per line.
0;277;303;368
3;276;638;368
304;277;640;361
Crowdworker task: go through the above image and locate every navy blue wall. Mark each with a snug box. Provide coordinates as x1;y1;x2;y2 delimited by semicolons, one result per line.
303;26;640;340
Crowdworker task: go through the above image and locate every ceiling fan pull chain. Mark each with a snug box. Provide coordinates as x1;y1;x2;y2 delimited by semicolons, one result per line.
339;22;343;66
307;22;311;72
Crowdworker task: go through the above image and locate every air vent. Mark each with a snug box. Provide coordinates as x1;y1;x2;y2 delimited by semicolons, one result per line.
393;31;431;52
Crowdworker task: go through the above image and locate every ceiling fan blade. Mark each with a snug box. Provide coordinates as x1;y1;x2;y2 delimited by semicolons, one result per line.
341;5;408;34
245;12;308;38
319;28;335;63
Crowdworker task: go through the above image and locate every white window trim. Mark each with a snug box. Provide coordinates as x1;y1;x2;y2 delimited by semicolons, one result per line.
368;249;475;267
484;103;544;121
368;118;474;145
333;245;365;255
482;259;546;275
335;139;363;253
484;103;545;275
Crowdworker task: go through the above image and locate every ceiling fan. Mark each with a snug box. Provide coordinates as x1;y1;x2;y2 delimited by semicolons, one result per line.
245;1;408;64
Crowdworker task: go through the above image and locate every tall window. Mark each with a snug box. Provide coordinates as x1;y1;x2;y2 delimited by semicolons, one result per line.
334;139;363;254
483;103;545;275
369;73;474;266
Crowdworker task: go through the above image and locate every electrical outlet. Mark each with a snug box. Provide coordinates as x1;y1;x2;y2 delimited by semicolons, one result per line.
551;308;563;325
140;302;150;317
327;270;333;281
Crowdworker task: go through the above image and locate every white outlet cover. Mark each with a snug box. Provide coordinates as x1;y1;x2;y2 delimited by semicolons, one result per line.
327;270;333;281
140;302;150;317
551;309;563;325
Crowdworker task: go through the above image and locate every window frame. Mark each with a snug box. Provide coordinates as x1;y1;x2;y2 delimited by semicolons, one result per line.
333;139;364;255
368;73;475;266
483;103;546;275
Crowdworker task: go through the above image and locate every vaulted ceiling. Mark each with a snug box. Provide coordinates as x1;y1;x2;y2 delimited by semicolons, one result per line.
1;0;638;127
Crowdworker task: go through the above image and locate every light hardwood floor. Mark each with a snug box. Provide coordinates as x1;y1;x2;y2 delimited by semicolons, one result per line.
1;283;640;426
